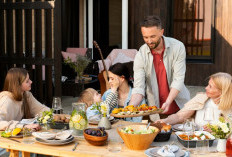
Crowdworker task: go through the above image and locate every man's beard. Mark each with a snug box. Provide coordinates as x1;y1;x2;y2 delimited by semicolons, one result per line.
148;37;161;49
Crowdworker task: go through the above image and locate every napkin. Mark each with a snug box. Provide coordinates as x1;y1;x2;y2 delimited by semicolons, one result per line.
157;145;179;157
32;130;73;140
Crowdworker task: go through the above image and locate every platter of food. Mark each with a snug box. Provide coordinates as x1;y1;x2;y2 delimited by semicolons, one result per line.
1;128;23;138
110;104;163;118
175;131;215;148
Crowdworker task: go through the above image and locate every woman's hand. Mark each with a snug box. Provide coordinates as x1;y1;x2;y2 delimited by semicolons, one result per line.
24;124;41;131
110;76;120;92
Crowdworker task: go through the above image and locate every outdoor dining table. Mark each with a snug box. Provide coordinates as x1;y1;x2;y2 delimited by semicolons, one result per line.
0;120;226;157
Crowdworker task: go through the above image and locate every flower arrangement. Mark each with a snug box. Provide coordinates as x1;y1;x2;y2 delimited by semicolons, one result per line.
91;102;109;117
64;55;91;82
37;109;54;125
207;116;232;139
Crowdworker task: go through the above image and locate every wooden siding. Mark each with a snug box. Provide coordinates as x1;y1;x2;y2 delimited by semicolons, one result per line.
128;0;172;50
185;0;232;85
0;0;62;106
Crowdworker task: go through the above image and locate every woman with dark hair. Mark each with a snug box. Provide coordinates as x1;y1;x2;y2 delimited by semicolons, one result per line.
0;67;50;131
102;63;146;122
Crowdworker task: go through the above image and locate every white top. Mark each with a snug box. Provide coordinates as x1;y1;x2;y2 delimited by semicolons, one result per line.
195;99;221;127
0;91;50;130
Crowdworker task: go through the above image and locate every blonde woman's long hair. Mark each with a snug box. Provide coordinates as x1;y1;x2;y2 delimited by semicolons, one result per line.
3;68;31;118
78;88;97;108
210;72;232;111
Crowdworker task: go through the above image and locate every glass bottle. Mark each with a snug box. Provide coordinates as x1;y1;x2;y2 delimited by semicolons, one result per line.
226;134;232;157
226;114;232;157
69;103;88;136
52;97;63;114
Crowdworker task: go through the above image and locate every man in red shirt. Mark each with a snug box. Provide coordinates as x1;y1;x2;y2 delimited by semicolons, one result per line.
129;15;190;119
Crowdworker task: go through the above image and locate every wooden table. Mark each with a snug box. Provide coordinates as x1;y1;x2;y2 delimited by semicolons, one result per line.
0;121;226;157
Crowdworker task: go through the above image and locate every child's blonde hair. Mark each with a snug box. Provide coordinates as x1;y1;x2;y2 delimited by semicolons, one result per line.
78;88;97;108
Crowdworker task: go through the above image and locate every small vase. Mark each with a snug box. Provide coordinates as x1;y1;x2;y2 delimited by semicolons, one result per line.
98;116;111;130
217;139;227;152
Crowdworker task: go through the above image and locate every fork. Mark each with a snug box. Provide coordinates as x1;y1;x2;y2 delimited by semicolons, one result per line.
72;142;78;151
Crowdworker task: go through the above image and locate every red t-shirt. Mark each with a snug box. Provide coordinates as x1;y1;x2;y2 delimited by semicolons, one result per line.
152;47;180;115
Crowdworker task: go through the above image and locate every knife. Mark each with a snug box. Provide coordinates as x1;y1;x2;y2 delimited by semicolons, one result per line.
72;142;78;151
4;138;21;143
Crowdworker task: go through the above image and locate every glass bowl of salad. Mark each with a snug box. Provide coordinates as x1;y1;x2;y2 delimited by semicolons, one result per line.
117;125;159;150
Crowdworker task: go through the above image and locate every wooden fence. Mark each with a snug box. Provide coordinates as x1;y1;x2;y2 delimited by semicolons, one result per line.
0;0;62;106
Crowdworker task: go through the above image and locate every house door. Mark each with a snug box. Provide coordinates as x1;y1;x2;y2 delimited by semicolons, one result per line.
92;0;122;61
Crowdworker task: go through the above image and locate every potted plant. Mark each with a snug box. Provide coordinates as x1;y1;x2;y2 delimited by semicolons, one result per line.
64;55;91;83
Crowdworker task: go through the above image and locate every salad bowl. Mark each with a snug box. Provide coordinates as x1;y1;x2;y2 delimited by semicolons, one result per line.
117;125;159;150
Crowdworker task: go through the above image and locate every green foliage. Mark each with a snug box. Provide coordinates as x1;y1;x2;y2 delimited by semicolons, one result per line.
37;109;54;125
91;102;101;114
64;55;91;79
1;131;11;138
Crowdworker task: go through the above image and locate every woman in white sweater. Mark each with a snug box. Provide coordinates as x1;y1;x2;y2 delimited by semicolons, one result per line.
157;72;232;127
0;68;50;131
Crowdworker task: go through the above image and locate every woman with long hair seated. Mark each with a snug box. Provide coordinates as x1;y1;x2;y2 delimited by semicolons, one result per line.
0;67;50;131
102;63;146;122
156;72;232;127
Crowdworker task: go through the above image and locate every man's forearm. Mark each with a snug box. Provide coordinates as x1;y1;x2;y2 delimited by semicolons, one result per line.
129;94;143;107
165;88;180;105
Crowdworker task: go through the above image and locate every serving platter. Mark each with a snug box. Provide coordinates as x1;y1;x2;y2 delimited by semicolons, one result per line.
110;109;163;118
144;147;186;157
175;131;215;148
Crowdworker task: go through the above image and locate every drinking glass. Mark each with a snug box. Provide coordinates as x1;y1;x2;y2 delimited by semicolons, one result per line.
183;119;194;150
22;128;35;144
196;140;209;155
52;97;63;114
107;139;122;153
203;107;214;124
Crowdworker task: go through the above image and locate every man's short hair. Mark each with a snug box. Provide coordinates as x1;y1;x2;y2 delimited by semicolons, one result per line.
140;15;162;28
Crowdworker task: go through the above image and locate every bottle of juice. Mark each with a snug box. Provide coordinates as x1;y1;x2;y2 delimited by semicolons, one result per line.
226;135;232;157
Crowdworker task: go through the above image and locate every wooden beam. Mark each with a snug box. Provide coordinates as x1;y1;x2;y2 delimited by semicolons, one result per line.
0;1;54;10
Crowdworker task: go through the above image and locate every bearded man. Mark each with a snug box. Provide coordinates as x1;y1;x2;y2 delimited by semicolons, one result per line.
129;15;190;121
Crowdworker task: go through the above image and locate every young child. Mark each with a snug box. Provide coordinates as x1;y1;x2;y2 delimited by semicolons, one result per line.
77;88;118;121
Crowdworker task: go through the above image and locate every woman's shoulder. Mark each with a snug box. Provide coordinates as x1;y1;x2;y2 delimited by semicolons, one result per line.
0;91;14;100
0;91;15;107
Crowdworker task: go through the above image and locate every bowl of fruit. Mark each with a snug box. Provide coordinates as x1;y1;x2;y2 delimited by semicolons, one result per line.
83;127;108;146
152;122;172;142
117;125;159;150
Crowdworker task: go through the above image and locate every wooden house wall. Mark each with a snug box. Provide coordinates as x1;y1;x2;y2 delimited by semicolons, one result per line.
128;0;232;86
185;0;232;85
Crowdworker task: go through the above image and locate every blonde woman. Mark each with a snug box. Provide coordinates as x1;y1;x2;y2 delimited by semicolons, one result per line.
0;68;50;131
157;72;232;127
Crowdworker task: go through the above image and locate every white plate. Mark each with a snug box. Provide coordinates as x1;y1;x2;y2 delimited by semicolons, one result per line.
88;116;114;125
145;147;186;157
35;136;74;145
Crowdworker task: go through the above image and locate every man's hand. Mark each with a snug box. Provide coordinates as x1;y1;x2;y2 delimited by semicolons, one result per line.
161;102;171;114
24;124;41;131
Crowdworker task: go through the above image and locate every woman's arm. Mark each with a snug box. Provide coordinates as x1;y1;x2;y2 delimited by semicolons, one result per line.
26;92;50;117
160;110;195;125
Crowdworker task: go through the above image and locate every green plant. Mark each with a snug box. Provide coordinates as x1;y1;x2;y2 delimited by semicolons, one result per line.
207;116;232;139
91;102;108;117
64;55;91;81
37;109;54;125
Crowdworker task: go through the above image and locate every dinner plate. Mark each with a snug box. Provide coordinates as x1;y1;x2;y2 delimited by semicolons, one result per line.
172;124;199;132
35;136;74;145
145;147;186;157
88;116;114;125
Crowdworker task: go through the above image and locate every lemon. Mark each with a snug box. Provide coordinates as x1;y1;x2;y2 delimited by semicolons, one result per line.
79;119;86;126
12;128;21;136
69;121;74;128
74;123;81;129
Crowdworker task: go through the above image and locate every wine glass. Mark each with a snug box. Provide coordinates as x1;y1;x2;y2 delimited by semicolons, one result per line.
203;107;214;128
52;97;63;114
183;119;195;150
